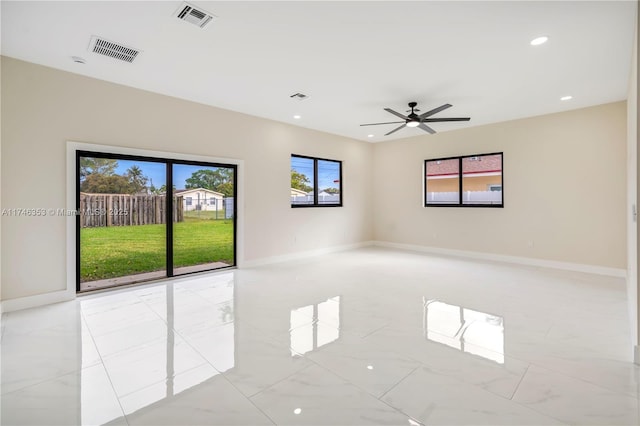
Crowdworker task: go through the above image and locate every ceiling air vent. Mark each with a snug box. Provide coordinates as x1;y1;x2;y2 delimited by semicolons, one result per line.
88;36;140;63
175;2;216;28
290;93;309;101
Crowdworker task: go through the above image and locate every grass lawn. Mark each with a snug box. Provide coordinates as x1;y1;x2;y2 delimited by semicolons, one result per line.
80;218;234;282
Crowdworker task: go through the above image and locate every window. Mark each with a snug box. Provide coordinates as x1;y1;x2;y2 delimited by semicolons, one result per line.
186;196;192;206
425;152;503;207
290;296;340;356
291;154;342;207
423;298;504;364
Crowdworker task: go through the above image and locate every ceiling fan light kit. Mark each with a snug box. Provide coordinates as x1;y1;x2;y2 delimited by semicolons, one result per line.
361;101;470;136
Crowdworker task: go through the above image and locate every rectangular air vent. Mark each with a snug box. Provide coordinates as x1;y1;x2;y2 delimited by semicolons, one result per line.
88;36;140;63
175;2;216;28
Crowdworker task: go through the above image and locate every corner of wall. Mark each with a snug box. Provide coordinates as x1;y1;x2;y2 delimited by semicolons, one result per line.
636;0;640;362
630;1;640;356
1;53;3;315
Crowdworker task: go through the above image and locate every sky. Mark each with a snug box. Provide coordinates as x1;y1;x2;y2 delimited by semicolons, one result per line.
115;160;227;190
290;157;340;191
112;157;339;191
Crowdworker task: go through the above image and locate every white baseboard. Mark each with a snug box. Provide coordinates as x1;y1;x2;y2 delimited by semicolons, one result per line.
1;289;75;313
241;241;375;268
373;241;627;278
1;240;626;312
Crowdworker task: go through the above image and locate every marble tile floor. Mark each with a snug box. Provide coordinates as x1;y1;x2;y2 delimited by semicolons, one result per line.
1;247;639;425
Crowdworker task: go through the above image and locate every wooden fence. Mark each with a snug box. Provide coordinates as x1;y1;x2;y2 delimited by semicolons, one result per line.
80;193;184;228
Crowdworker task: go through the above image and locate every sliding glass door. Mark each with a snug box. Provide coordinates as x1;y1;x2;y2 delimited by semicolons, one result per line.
76;151;236;292
172;163;235;275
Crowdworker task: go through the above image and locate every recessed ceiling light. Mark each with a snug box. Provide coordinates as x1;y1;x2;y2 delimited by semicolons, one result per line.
71;56;86;64
367;134;374;138
367;365;374;370
530;36;549;46
560;95;573;101
293;408;302;415
293;115;301;119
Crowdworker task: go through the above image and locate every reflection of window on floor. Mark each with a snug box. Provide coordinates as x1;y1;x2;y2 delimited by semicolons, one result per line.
423;298;504;364
81;276;235;421
290;296;340;356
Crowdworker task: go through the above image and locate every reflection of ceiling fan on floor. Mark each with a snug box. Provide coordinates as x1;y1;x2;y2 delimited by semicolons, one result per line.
361;102;470;136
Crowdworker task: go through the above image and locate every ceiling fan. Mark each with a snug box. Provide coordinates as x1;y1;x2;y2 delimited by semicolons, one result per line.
361;102;470;136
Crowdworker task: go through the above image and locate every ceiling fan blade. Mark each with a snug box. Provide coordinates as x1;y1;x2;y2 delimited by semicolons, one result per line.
422;117;471;122
360;121;405;126
418;123;436;134
384;108;409;120
385;124;407;136
419;103;452;119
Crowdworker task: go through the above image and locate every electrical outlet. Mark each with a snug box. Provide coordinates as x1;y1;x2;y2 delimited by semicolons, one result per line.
527;240;534;248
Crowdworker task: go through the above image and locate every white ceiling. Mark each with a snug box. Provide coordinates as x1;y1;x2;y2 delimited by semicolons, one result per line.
1;1;636;142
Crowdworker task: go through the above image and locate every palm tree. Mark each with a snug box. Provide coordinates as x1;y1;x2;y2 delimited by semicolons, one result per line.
126;165;149;194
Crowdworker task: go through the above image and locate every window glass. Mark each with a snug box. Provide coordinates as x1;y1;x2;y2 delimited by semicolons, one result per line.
462;154;503;205
291;156;315;205
425;153;503;207
291;155;342;207
317;160;341;205
425;158;460;205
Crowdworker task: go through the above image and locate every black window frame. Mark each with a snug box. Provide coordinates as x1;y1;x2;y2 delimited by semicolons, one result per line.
424;152;504;208
75;150;238;293
291;154;343;208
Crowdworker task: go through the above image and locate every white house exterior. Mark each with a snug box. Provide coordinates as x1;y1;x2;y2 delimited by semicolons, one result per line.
176;188;224;211
290;187;307;197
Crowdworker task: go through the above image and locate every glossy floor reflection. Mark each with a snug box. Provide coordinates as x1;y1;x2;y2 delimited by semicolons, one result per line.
2;247;639;425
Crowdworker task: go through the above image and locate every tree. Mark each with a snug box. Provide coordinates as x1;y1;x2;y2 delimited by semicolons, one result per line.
149;178;158;195
185;169;234;197
80;157;118;180
291;169;312;193
154;184;176;194
81;173;135;194
322;187;340;195
126;165;149;194
214;182;234;198
79;160;152;194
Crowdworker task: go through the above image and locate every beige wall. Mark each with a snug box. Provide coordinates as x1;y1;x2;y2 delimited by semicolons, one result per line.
0;56;630;307
0;57;374;301
373;102;627;269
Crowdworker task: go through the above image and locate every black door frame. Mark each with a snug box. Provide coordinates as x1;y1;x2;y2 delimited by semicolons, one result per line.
75;150;238;292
